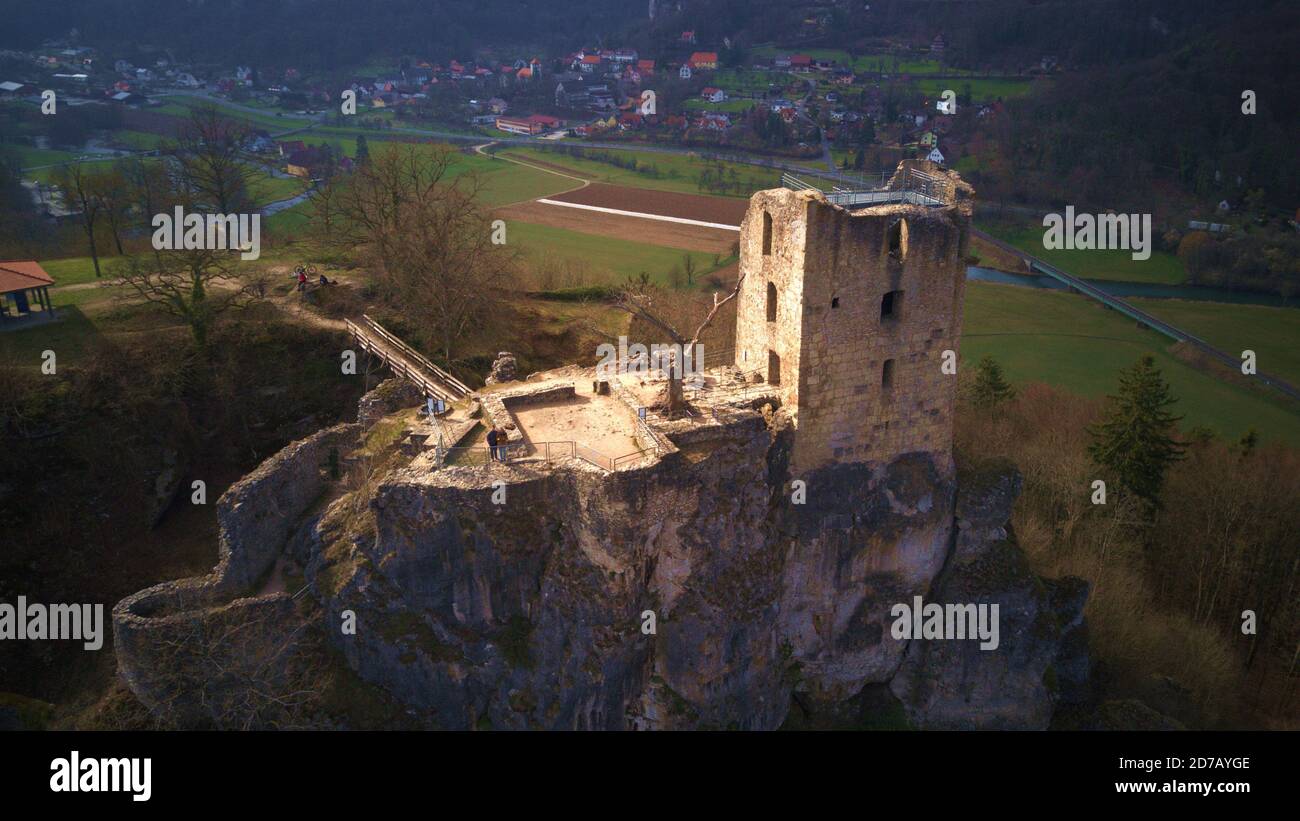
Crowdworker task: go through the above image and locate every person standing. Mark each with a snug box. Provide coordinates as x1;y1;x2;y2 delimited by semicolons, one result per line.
486;427;499;462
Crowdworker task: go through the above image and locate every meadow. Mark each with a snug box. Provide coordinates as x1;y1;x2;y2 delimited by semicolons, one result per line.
979;217;1188;285
497;146;786;198
961;282;1300;445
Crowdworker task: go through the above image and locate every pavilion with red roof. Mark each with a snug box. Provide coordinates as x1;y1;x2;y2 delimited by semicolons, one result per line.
0;260;56;320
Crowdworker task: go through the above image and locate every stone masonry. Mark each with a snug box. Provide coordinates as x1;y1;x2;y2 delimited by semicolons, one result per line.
734;160;974;474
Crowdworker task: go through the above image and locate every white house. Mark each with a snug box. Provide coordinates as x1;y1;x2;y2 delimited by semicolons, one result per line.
926;147;945;164
701;87;726;103
679;64;692;79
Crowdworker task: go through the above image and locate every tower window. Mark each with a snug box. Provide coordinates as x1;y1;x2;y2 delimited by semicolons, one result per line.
881;290;902;321
762;211;773;256
831;296;840;308
887;219;908;260
768;350;781;385
882;359;895;391
766;281;778;322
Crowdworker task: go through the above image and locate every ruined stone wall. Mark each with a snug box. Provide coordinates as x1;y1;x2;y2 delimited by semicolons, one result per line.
113;421;363;724
733;189;812;407
795;198;967;474
734;162;973;475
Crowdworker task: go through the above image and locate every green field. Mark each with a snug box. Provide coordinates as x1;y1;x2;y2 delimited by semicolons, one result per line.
711;69;796;95
980;218;1188;285
962;282;1300;445
498;146;785;198
914;77;1038;102
156;96;313;132
1130;298;1300;387
505;221;722;286
749;46;986;77
684;98;758;114
5;144;81;169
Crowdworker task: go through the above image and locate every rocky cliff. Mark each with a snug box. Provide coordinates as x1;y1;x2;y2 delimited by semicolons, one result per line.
287;380;1088;730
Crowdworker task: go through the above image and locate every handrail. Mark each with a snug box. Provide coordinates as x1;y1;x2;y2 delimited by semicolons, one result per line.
344;316;468;404
360;314;471;396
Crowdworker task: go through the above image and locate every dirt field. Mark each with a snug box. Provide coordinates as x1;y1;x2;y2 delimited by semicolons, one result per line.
549;183;750;226
496;201;738;253
510;379;640;458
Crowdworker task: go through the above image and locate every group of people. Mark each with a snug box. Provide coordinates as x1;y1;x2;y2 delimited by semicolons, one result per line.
485;427;512;462
295;266;332;292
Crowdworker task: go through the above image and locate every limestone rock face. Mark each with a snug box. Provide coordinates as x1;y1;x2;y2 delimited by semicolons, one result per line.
888;462;1091;730
485;351;519;385
305;409;1088;730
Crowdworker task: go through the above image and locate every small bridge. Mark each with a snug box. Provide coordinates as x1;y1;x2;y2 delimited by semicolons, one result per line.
344;314;472;404
972;228;1300;404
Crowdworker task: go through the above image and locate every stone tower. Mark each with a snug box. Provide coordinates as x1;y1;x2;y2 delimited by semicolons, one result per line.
733;160;974;474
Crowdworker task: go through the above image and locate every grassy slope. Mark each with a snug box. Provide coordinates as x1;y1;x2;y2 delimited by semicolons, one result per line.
980;218;1187;285
497;146;785;198
1130;297;1300;387
962;282;1300;445
505;220;720;285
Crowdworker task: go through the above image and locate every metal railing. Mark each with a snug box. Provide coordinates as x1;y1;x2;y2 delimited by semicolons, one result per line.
432;438;651;472
781;167;947;208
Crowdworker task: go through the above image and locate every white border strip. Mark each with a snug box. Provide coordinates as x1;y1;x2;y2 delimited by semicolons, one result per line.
534;198;741;232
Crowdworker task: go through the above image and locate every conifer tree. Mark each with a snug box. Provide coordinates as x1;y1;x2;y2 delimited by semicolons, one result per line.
970;355;1015;408
1087;355;1186;509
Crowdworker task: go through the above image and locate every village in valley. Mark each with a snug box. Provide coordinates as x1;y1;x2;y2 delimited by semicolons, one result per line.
0;24;1044;196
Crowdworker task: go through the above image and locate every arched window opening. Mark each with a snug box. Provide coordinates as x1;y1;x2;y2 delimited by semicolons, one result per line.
887;219;908;260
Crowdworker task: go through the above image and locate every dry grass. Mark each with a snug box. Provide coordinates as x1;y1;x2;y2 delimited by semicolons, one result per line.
957;380;1297;728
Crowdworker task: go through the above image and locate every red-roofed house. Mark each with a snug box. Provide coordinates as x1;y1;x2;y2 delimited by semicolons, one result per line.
701;87;726;103
495;114;564;135
790;54;812;71
0;260;56;319
689;52;719;70
637;59;655;75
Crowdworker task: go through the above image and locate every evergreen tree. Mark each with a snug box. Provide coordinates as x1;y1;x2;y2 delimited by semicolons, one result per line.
970;355;1015;408
355;134;370;163
1087;355;1186;509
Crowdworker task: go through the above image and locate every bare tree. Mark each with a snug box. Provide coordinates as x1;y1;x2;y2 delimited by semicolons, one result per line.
312;142;514;363
385;185;520;362
114;248;258;349
167;105;260;214
311;142;468;274
94;164;131;255
613;270;745;417
120;156;174;229
54;162;105;277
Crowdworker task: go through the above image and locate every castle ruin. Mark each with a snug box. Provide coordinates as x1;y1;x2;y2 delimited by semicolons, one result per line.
111;162;1087;731
734;161;973;473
